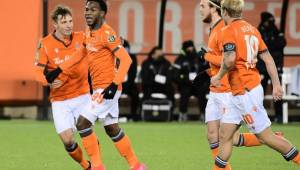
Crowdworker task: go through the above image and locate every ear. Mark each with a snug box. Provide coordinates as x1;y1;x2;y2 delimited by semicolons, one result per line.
53;22;58;29
100;11;105;18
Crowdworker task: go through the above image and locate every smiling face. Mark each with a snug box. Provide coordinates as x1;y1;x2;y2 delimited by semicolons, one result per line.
54;14;73;36
85;1;105;28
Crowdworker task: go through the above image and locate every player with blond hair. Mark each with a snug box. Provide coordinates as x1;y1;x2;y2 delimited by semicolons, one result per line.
197;0;267;166
211;0;300;169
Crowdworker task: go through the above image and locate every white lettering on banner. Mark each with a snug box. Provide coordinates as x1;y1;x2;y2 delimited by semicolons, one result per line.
194;3;205;48
289;3;300;39
157;1;182;53
119;1;144;53
267;2;281;25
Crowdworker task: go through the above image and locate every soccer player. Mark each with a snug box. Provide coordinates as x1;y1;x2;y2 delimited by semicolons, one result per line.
211;0;300;169
34;5;91;170
49;0;146;170
198;0;263;163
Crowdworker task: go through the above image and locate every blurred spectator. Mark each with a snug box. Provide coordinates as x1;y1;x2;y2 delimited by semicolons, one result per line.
257;11;286;123
121;39;140;121
173;40;210;121
140;46;175;108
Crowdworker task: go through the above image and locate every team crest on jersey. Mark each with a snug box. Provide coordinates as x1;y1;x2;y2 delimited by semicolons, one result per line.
108;35;116;42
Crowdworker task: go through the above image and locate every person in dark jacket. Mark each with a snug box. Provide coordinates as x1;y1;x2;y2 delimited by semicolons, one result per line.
140;46;175;107
121;39;140;121
173;40;210;121
257;12;286;123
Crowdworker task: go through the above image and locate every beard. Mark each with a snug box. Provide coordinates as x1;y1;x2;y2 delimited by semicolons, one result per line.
202;13;212;23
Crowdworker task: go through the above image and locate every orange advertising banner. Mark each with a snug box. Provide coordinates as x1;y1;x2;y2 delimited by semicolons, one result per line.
0;0;299;100
48;0;300;54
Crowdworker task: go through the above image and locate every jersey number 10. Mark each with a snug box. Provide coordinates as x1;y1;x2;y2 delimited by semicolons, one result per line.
245;35;259;70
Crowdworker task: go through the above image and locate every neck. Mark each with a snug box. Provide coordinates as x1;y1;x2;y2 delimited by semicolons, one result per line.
226;17;240;25
91;19;104;30
54;30;70;41
210;13;222;28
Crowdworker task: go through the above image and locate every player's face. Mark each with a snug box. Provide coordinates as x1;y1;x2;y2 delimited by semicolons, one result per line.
199;0;212;23
54;14;73;36
85;1;102;27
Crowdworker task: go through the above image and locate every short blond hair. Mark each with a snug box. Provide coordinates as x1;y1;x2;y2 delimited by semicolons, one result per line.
221;0;244;18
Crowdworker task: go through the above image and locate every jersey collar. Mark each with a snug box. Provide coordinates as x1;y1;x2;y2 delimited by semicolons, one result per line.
209;19;223;35
52;31;73;47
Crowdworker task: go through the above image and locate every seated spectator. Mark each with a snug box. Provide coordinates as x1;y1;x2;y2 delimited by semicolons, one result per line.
173;40;210;121
140;46;175;106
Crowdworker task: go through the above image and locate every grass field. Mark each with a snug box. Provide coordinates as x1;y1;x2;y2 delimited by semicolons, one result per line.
0;120;299;170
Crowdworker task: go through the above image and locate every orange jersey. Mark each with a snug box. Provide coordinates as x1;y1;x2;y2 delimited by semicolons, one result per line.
84;23;132;90
205;20;231;93
221;19;268;95
34;32;89;101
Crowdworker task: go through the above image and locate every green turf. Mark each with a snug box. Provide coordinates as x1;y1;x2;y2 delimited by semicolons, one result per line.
0;120;299;170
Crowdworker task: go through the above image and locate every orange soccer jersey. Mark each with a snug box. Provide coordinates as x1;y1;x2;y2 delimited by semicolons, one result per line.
204;19;231;93
60;23;132;90
221;19;268;95
34;32;89;101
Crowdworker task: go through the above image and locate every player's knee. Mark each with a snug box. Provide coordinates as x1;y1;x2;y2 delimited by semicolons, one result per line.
104;124;120;137
219;130;232;142
207;129;218;143
63;139;75;148
76;116;91;130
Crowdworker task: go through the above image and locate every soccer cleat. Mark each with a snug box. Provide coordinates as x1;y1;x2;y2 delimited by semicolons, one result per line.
131;163;147;170
91;164;106;170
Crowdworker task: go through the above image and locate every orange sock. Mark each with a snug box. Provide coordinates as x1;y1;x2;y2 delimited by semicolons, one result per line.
240;133;261;147
292;152;300;165
213;165;224;170
283;147;300;165
68;144;90;169
212;148;219;159
81;131;103;167
209;142;219;159
114;135;140;168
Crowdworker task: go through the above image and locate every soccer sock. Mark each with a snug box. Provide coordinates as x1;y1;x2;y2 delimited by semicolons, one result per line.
214;156;229;170
79;128;103;167
210;142;219;159
237;133;261;147
283;147;300;165
112;129;140;168
66;143;90;169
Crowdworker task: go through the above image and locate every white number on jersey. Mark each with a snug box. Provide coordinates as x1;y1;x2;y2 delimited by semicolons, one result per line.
245;35;259;70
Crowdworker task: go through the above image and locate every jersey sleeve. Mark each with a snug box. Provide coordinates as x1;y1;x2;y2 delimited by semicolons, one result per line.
257;32;268;54
101;28;122;52
34;40;48;86
204;53;222;66
102;28;131;85
221;27;237;52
